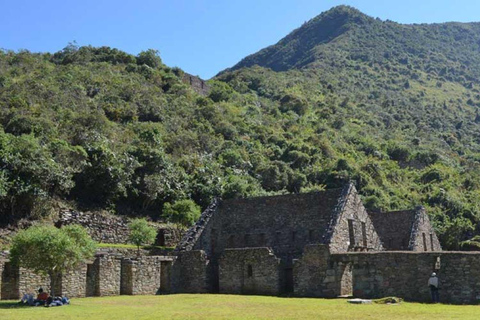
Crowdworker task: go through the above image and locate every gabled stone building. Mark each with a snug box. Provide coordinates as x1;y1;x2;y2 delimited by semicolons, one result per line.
174;183;442;296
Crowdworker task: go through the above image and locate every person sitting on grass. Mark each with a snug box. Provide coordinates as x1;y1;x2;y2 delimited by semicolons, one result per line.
33;288;49;306
20;293;35;306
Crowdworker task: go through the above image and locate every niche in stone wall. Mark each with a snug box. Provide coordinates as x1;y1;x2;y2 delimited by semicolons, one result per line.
247;265;253;278
259;233;266;246
422;233;427;251
348;219;355;247
361;222;367;248
227;235;235;248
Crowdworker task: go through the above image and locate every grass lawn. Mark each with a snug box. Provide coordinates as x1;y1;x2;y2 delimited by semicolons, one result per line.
0;294;479;320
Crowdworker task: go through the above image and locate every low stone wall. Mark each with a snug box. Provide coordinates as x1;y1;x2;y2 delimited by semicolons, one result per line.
219;247;281;295
1;262;52;299
1;254;174;300
171;250;210;293
60;264;88;298
96;255;122;296
293;244;335;297
18;267;51;297
121;257;164;295
332;251;480;304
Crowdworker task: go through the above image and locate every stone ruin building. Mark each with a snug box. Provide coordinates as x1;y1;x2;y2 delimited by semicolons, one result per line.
3;183;480;304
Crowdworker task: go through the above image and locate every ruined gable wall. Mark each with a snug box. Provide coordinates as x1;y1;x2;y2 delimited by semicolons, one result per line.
329;186;383;253
219;248;281;295
409;208;442;252
193;192;341;261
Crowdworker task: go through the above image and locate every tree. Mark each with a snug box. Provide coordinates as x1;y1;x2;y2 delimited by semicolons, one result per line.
128;218;157;254
10;225;96;297
136;49;162;68
163;199;201;227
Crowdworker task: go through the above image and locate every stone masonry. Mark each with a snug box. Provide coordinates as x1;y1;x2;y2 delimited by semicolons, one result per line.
56;210;182;247
121;256;171;295
2;184;477;304
1;253;174;299
219;248;281;295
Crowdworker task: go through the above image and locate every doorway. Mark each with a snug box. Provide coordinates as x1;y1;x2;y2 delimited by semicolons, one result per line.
284;268;294;294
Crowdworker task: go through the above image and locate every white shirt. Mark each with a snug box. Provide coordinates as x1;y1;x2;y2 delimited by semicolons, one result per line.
428;276;438;288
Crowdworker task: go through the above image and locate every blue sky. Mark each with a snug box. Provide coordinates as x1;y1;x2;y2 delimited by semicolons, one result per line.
1;0;479;79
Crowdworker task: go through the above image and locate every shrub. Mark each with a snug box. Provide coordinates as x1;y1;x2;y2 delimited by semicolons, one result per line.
163;199;201;227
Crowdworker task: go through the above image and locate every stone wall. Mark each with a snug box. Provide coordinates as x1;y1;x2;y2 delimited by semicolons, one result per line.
0;258;3;299
329;185;383;253
182;73;210;96
192;190;346;264
59;264;88;298
293;244;334;297
171;250;211;293
83;254;123;297
0;254;176;300
219;248;281;295
0;262;52;299
409;207;442;252
56;210;182;247
97;255;122;296
333;251;480;304
369;207;441;251
121;257;165;295
18;267;52;297
56;211;131;244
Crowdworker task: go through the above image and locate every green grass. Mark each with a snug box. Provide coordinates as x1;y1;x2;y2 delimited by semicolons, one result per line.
1;294;479;320
96;243;174;250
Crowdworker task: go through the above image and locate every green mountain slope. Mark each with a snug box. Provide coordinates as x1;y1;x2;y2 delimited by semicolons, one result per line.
1;6;480;249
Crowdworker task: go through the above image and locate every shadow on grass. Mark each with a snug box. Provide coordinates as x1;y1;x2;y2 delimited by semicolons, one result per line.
0;302;33;309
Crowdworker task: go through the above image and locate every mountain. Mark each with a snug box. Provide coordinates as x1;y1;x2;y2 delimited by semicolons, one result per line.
226;5;480;80
1;7;480;250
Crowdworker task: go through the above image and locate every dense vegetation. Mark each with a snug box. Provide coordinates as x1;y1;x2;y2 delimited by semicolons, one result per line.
2;6;480;249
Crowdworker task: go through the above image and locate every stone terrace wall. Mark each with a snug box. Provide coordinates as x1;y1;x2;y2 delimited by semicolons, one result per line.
171;250;211;293
56;210;182;247
56;210;130;244
333;251;480;304
219;248;281;295
121;257;165;295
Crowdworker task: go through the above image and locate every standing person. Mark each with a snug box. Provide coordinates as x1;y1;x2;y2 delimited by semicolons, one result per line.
428;272;439;303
